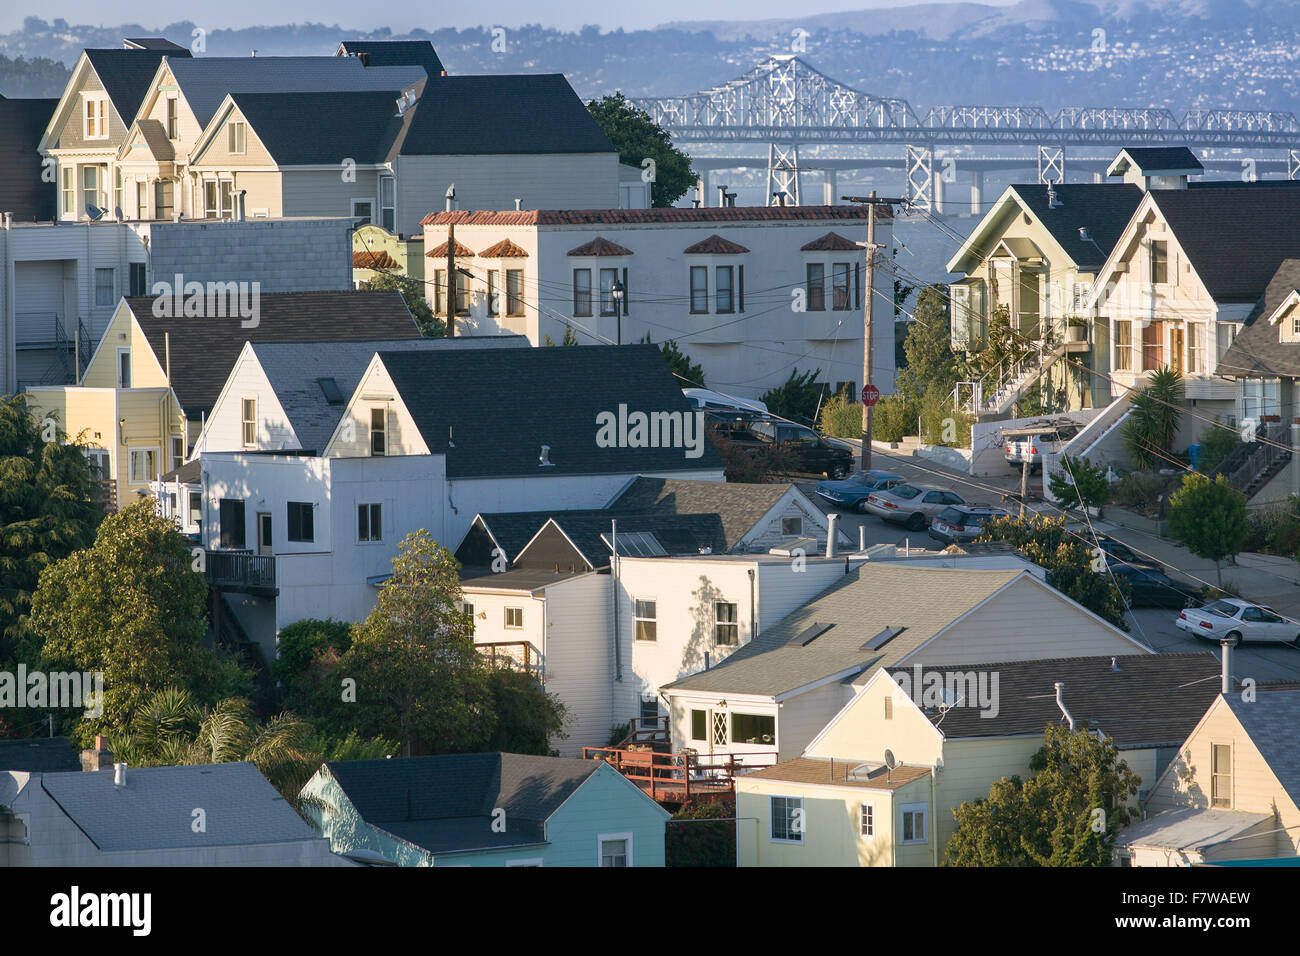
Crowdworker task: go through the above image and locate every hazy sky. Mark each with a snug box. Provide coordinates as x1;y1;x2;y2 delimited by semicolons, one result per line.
7;0;1016;34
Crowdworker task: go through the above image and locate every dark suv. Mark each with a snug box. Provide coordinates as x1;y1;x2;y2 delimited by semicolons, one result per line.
736;420;854;479
928;505;1012;545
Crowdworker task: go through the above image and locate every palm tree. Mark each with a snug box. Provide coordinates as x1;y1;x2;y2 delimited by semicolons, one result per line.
1123;366;1184;469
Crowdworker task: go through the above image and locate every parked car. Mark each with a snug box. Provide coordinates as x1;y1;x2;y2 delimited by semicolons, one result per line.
864;483;966;531
725;419;855;479
1176;598;1300;646
1003;418;1084;473
815;470;905;512
1106;564;1202;609
682;387;769;416
1094;536;1161;571
928;504;1012;545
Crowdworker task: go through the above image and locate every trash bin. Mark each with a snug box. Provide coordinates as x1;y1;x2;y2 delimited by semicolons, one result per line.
1188;443;1201;471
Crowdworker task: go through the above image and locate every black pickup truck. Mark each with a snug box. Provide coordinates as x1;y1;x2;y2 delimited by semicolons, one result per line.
718;418;855;479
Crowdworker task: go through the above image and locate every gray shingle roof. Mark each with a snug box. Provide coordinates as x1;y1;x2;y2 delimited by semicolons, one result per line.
0;737;80;773
888;652;1220;748
84;47;190;121
124;290;420;417
1225;689;1300;809
0;98;57;221
377;343;725;479
40;762;324;852
229;90;412;166
252;335;528;454
1217;258;1300;378
338;40;445;76
1008;183;1144;272
609;477;794;551
319;753;603;855
665;564;1025;697
1109;147;1204;175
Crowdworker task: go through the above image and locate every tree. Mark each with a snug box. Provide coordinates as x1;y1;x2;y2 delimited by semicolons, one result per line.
358;270;445;337
641;333;705;388
760;368;825;425
946;724;1141;866
587;92;696;207
1123;366;1184;469
543;326;579;346
0;394;102;670
30;500;246;744
1166;472;1248;586
897;285;958;409
483;668;566;755
979;514;1130;628
1048;455;1111;513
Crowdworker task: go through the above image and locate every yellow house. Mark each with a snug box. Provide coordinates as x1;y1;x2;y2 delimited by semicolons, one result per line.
1117;687;1300;866
353;224;425;288
735;652;1222;866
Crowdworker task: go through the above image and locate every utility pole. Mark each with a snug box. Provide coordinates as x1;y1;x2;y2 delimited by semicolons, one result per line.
842;192;907;471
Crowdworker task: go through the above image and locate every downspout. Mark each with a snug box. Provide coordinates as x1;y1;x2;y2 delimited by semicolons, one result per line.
747;568;756;642
611;519;622;682
1055;681;1075;730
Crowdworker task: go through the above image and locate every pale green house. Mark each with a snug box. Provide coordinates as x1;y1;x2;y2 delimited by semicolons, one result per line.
299;752;670;867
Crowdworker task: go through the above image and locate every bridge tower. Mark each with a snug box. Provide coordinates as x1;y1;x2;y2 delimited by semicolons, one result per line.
906;145;934;211
1038;145;1065;184
767;143;801;205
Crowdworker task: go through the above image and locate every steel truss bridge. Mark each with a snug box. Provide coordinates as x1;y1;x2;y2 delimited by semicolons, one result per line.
632;55;1300;210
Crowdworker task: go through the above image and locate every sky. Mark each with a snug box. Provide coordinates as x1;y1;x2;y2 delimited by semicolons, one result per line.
5;0;1017;34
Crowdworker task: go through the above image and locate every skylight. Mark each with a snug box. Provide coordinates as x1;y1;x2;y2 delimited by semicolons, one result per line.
601;531;667;557
316;377;344;404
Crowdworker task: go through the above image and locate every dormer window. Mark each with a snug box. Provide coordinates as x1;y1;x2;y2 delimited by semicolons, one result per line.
227;121;246;154
84;96;109;140
166;96;179;139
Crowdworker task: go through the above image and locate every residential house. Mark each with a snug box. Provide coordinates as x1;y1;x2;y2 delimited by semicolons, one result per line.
661;563;1152;768
352;222;425;288
734;652;1220;866
420;205;893;400
299;753;670;866
1117;686;1300;865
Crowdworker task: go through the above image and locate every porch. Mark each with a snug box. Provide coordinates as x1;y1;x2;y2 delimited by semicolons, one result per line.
583;739;778;806
204;549;277;596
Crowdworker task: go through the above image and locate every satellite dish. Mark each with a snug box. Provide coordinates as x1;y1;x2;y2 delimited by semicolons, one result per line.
113;206;124;221
883;749;897;771
85;204;104;221
939;687;963;709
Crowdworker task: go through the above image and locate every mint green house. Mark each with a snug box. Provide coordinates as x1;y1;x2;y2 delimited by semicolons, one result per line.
299;752;670;867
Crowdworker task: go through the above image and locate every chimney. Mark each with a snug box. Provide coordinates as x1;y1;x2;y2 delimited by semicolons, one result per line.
825;512;838;559
357;51;370;67
81;735;114;772
1220;637;1234;695
113;763;126;789
514;198;522;211
539;444;554;467
1054;681;1075;730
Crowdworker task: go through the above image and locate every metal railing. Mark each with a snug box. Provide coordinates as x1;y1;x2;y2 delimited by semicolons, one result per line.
477;641;544;681
205;549;276;592
582;745;778;802
1213;421;1291;497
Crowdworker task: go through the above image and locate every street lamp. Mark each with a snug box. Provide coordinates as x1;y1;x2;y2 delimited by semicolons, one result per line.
611;278;625;345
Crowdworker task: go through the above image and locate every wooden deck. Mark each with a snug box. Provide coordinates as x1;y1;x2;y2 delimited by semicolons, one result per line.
583;745;776;806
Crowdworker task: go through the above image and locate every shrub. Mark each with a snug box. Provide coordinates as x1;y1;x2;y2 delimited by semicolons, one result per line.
667;800;736;867
873;392;913;443
1110;471;1178;517
1196;423;1241;474
920;390;971;447
761;368;825;425
818;388;863;439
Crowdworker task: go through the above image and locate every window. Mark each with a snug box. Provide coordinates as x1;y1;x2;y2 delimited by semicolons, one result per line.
1211;743;1232;808
486;270;500;316
154;180;174;220
351;200;373;225
505;606;524;629
1072;281;1091;312
129;262;148;297
358;503;382;542
287;502;314;543
128;448;157;483
227;121;246;154
166;96;179;139
598;834;632;867
860;803;874;837
573;268;592;316
241;398;257;447
731;712;774;746
714;602;739;646
61;166;74;215
690;266;708;313
171;436;184;470
716;265;734;314
599;268;619;317
220;180;233;220
1114;320;1132;372
1292;316;1300;338
832;262;851;310
219;498;246;549
379;175;395;232
82;166;103;211
770;796;803;843
84;96;108;139
806;263;826;311
781;516;803;536
434;270;469;317
691;709;707;741
95;268;115;307
1150;240;1168;284
900;803;928;844
114;167;123;215
506;270;524;316
1187;322;1205;375
188;491;202;528
116;348;131;388
370;407;386;456
884;695;893;720
462;601;475;617
633;599;657;642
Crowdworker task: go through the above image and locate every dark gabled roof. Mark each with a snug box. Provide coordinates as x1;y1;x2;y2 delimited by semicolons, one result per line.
376;343;724;479
226;90;409;166
888;653;1221;748
399;74;615;156
0;98;57;221
1217;258;1300;378
123;38;189;52
567;236;634;257
123;290;420;417
1149;184;1300;303
1008;183;1144;272
0;737;80;773
160;458;201;484
337;39;445;77
800;231;860;252
83;47;190;122
320;753;602;855
1224;689;1300;808
1109;147;1204;175
515;511;727;568
684;234;749;254
459;567;588;591
423;206;873;227
609;477;791;551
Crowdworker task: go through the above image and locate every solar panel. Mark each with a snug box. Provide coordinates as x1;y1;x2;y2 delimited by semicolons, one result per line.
601;531;667;557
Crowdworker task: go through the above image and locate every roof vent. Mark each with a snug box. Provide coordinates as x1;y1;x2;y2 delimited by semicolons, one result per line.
788;621;835;647
539;444;554;467
1078;227;1092;242
862;626;905;651
1047;183;1061;209
113;762;126;789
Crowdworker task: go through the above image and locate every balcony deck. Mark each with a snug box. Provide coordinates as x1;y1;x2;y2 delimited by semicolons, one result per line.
583;744;777;806
204;549;277;596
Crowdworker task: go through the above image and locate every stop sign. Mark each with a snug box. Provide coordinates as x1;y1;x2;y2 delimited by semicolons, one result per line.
861;384;880;407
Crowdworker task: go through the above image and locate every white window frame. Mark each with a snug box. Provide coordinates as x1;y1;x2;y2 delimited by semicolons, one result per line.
128;447;159;484
379;174;396;232
351;199;374;225
357;502;383;543
900;802;928;845
116;347;131;388
632;598;657;642
504;606;524;629
94;267;116;308
1186;322;1205;375
61;165;75;216
171;435;185;469
860;802;874;838
714;601;739;646
165;94;179;140
1211;742;1232;809
597;832;633;867
83;95;109;140
770;795;803;844
227;121;246;154
370;406;387;456
241;397;257;448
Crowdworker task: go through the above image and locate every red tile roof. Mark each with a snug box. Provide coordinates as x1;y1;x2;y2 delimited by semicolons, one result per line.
420;205;879;227
801;231;862;251
477;238;530;258
352;250;401;270
425;238;477;258
566;236;635;257
683;234;750;254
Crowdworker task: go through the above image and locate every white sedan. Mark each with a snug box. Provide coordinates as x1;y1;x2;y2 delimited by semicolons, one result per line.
1176;598;1300;647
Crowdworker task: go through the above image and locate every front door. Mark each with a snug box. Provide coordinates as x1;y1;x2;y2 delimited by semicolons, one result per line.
1142;322;1164;371
1170;327;1184;373
257;512;272;556
710;710;728;755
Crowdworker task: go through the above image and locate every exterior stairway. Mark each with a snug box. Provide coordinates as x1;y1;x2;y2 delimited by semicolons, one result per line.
968;344;1067;417
1212;422;1292;500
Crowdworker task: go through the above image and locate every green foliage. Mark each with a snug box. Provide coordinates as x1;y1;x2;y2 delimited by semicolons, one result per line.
0;394;103;670
1111;470;1179;518
945;724;1141;866
897;285;958;409
705;430;799;483
641;333;705;387
816;386;863;439
271;618;352;687
1048;456;1111;511
544;326;580;346
872;392;915;444
919;390;971;447
979;514;1130;629
760;368;825;425
1244;497;1300;556
587;92;696;207
966;305;1035;381
1196;422;1241;474
357;270;446;338
1166;472;1248;585
483;668;567;756
606;722;632;746
312;729;397;763
667;799;736;867
1123;366;1184;469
